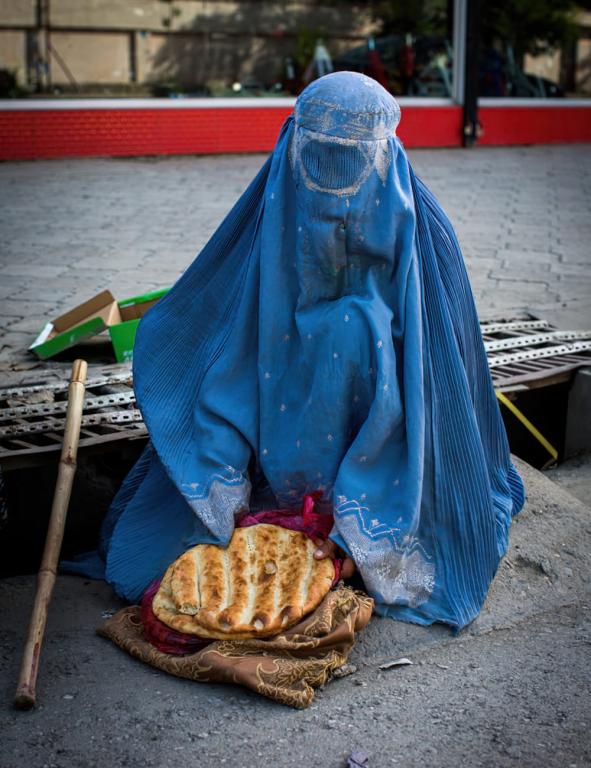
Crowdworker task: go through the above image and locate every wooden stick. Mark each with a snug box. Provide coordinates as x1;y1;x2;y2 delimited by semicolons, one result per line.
14;359;88;710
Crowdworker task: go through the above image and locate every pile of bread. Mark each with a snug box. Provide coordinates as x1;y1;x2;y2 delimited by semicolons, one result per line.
153;524;335;640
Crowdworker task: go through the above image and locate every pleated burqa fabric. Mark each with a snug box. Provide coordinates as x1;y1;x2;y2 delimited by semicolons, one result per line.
102;72;524;629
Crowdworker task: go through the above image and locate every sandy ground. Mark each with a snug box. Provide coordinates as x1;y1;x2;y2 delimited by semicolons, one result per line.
1;459;590;768
545;452;591;506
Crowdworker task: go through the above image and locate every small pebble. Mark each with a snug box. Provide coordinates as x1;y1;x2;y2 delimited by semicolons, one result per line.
333;663;357;679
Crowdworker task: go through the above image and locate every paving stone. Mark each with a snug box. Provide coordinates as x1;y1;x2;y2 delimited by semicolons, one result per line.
550;263;591;280
491;267;551;282
0;289;60;309
501;258;558;275
0;264;70;279
0;145;590;367
0;329;37;350
5;314;54;334
482;284;561;308
464;258;498;276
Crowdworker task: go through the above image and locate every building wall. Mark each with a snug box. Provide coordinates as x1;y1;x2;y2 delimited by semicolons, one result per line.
0;0;35;27
50;32;131;84
46;0;373;36
135;31;296;87
576;38;591;95
0;31;27;84
523;51;561;86
0;0;375;90
2;99;591;163
0;102;465;161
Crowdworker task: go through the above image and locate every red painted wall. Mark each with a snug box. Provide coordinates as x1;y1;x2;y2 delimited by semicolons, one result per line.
479;106;591;146
0;107;292;161
0;103;589;161
399;106;462;147
0;105;461;161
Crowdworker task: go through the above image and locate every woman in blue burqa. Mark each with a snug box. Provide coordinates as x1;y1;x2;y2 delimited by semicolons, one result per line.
98;72;524;630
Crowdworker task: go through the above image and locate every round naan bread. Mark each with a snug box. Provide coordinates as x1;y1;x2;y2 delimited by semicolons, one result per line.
152;524;335;639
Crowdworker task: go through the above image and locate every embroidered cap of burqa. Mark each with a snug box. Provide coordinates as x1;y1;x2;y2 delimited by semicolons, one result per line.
103;72;524;629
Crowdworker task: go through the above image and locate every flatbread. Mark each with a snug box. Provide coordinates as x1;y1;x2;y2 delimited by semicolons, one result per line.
152;524;335;639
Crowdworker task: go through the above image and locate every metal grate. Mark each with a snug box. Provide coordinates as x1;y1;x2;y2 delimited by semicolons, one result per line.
1;317;590;467
0;364;146;469
481;317;591;391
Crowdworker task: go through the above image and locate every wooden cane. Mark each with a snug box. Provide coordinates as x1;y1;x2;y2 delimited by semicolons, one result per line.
14;359;88;710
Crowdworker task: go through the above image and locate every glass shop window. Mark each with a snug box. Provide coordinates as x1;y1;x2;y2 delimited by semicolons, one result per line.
131;0;455;99
1;0;454;100
478;4;591;99
273;0;454;99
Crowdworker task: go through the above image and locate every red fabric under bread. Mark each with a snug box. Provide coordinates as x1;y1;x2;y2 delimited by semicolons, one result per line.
236;491;334;539
142;493;341;655
141;578;210;655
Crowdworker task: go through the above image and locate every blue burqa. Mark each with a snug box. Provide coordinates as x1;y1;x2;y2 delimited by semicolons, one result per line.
100;72;524;629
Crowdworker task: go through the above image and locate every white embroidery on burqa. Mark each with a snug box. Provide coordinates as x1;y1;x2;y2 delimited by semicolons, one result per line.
335;496;435;607
181;465;250;537
374;140;391;184
294;74;401;142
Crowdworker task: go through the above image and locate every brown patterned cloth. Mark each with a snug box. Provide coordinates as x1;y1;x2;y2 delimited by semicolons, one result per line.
98;585;373;708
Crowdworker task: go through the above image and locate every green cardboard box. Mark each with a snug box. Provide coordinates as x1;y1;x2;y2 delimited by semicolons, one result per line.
30;287;169;362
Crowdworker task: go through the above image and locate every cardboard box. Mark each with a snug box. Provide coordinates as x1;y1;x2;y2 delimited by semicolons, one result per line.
30;287;169;362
